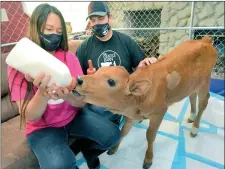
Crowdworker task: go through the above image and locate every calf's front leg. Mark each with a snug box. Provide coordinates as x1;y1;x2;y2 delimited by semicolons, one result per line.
143;114;164;169
107;117;133;155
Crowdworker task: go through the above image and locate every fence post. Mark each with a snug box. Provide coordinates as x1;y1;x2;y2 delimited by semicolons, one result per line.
189;1;195;40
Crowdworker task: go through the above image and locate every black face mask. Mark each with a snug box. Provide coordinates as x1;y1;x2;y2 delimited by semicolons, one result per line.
39;33;62;51
92;23;110;38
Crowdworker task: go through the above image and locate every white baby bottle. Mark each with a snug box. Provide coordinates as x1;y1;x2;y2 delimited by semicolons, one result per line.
5;37;76;90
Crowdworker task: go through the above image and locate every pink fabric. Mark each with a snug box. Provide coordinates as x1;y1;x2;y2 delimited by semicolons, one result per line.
8;49;83;136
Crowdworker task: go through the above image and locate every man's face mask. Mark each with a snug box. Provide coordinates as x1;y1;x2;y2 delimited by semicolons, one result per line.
40;33;62;51
92;23;110;38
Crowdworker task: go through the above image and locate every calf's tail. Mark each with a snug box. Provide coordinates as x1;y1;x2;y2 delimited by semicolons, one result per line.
201;36;212;43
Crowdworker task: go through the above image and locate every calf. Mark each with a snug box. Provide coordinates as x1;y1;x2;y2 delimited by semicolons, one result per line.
75;36;217;169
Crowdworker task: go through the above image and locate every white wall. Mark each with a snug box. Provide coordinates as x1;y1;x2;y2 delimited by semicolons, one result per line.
22;2;90;32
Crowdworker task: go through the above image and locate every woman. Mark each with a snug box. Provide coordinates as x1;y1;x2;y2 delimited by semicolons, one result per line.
8;3;120;169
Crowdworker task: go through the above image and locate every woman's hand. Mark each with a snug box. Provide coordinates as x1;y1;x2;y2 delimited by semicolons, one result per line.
137;57;158;68
22;72;52;121
25;72;51;97
45;82;84;100
25;72;85;107
47;86;70;100
48;86;85;107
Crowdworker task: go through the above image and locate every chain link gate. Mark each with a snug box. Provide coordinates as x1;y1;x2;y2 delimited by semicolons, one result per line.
105;1;224;79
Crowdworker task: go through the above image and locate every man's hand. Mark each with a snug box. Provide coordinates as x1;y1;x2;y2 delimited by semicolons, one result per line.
137;57;158;68
87;60;96;75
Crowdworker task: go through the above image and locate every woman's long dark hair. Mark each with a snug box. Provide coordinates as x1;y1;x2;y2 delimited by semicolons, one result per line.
9;3;69;129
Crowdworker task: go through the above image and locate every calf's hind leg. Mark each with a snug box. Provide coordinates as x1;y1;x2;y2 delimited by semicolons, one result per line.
190;84;210;137
188;93;197;123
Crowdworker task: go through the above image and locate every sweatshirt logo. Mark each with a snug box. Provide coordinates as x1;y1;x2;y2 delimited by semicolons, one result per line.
97;50;121;67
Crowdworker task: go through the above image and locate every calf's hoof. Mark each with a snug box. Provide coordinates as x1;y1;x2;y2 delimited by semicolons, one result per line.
107;148;117;155
190;132;197;138
143;162;152;169
190;126;198;138
187;118;194;123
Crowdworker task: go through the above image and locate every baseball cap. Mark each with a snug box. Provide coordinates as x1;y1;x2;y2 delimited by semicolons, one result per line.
87;1;110;20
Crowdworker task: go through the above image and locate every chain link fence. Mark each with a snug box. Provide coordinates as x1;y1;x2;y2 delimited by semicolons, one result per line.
194;29;224;77
1;1;224;78
105;1;224;79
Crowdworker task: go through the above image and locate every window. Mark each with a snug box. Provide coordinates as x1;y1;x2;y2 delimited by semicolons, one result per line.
123;9;162;57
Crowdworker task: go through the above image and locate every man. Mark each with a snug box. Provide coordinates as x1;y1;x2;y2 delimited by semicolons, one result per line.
76;1;157;125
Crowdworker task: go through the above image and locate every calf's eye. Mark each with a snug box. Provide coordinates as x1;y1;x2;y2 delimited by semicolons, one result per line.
107;79;116;87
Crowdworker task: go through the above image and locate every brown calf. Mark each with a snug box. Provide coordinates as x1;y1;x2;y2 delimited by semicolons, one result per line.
75;36;217;169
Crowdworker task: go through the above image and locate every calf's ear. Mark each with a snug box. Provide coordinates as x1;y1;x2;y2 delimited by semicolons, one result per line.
125;78;151;96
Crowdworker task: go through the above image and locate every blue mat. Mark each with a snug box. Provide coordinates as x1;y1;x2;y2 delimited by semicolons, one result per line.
76;92;224;169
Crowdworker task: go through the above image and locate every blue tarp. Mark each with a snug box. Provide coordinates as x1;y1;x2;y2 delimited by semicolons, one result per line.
210;78;224;96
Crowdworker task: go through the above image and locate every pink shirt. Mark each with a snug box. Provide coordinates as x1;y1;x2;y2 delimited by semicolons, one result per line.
8;49;83;136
